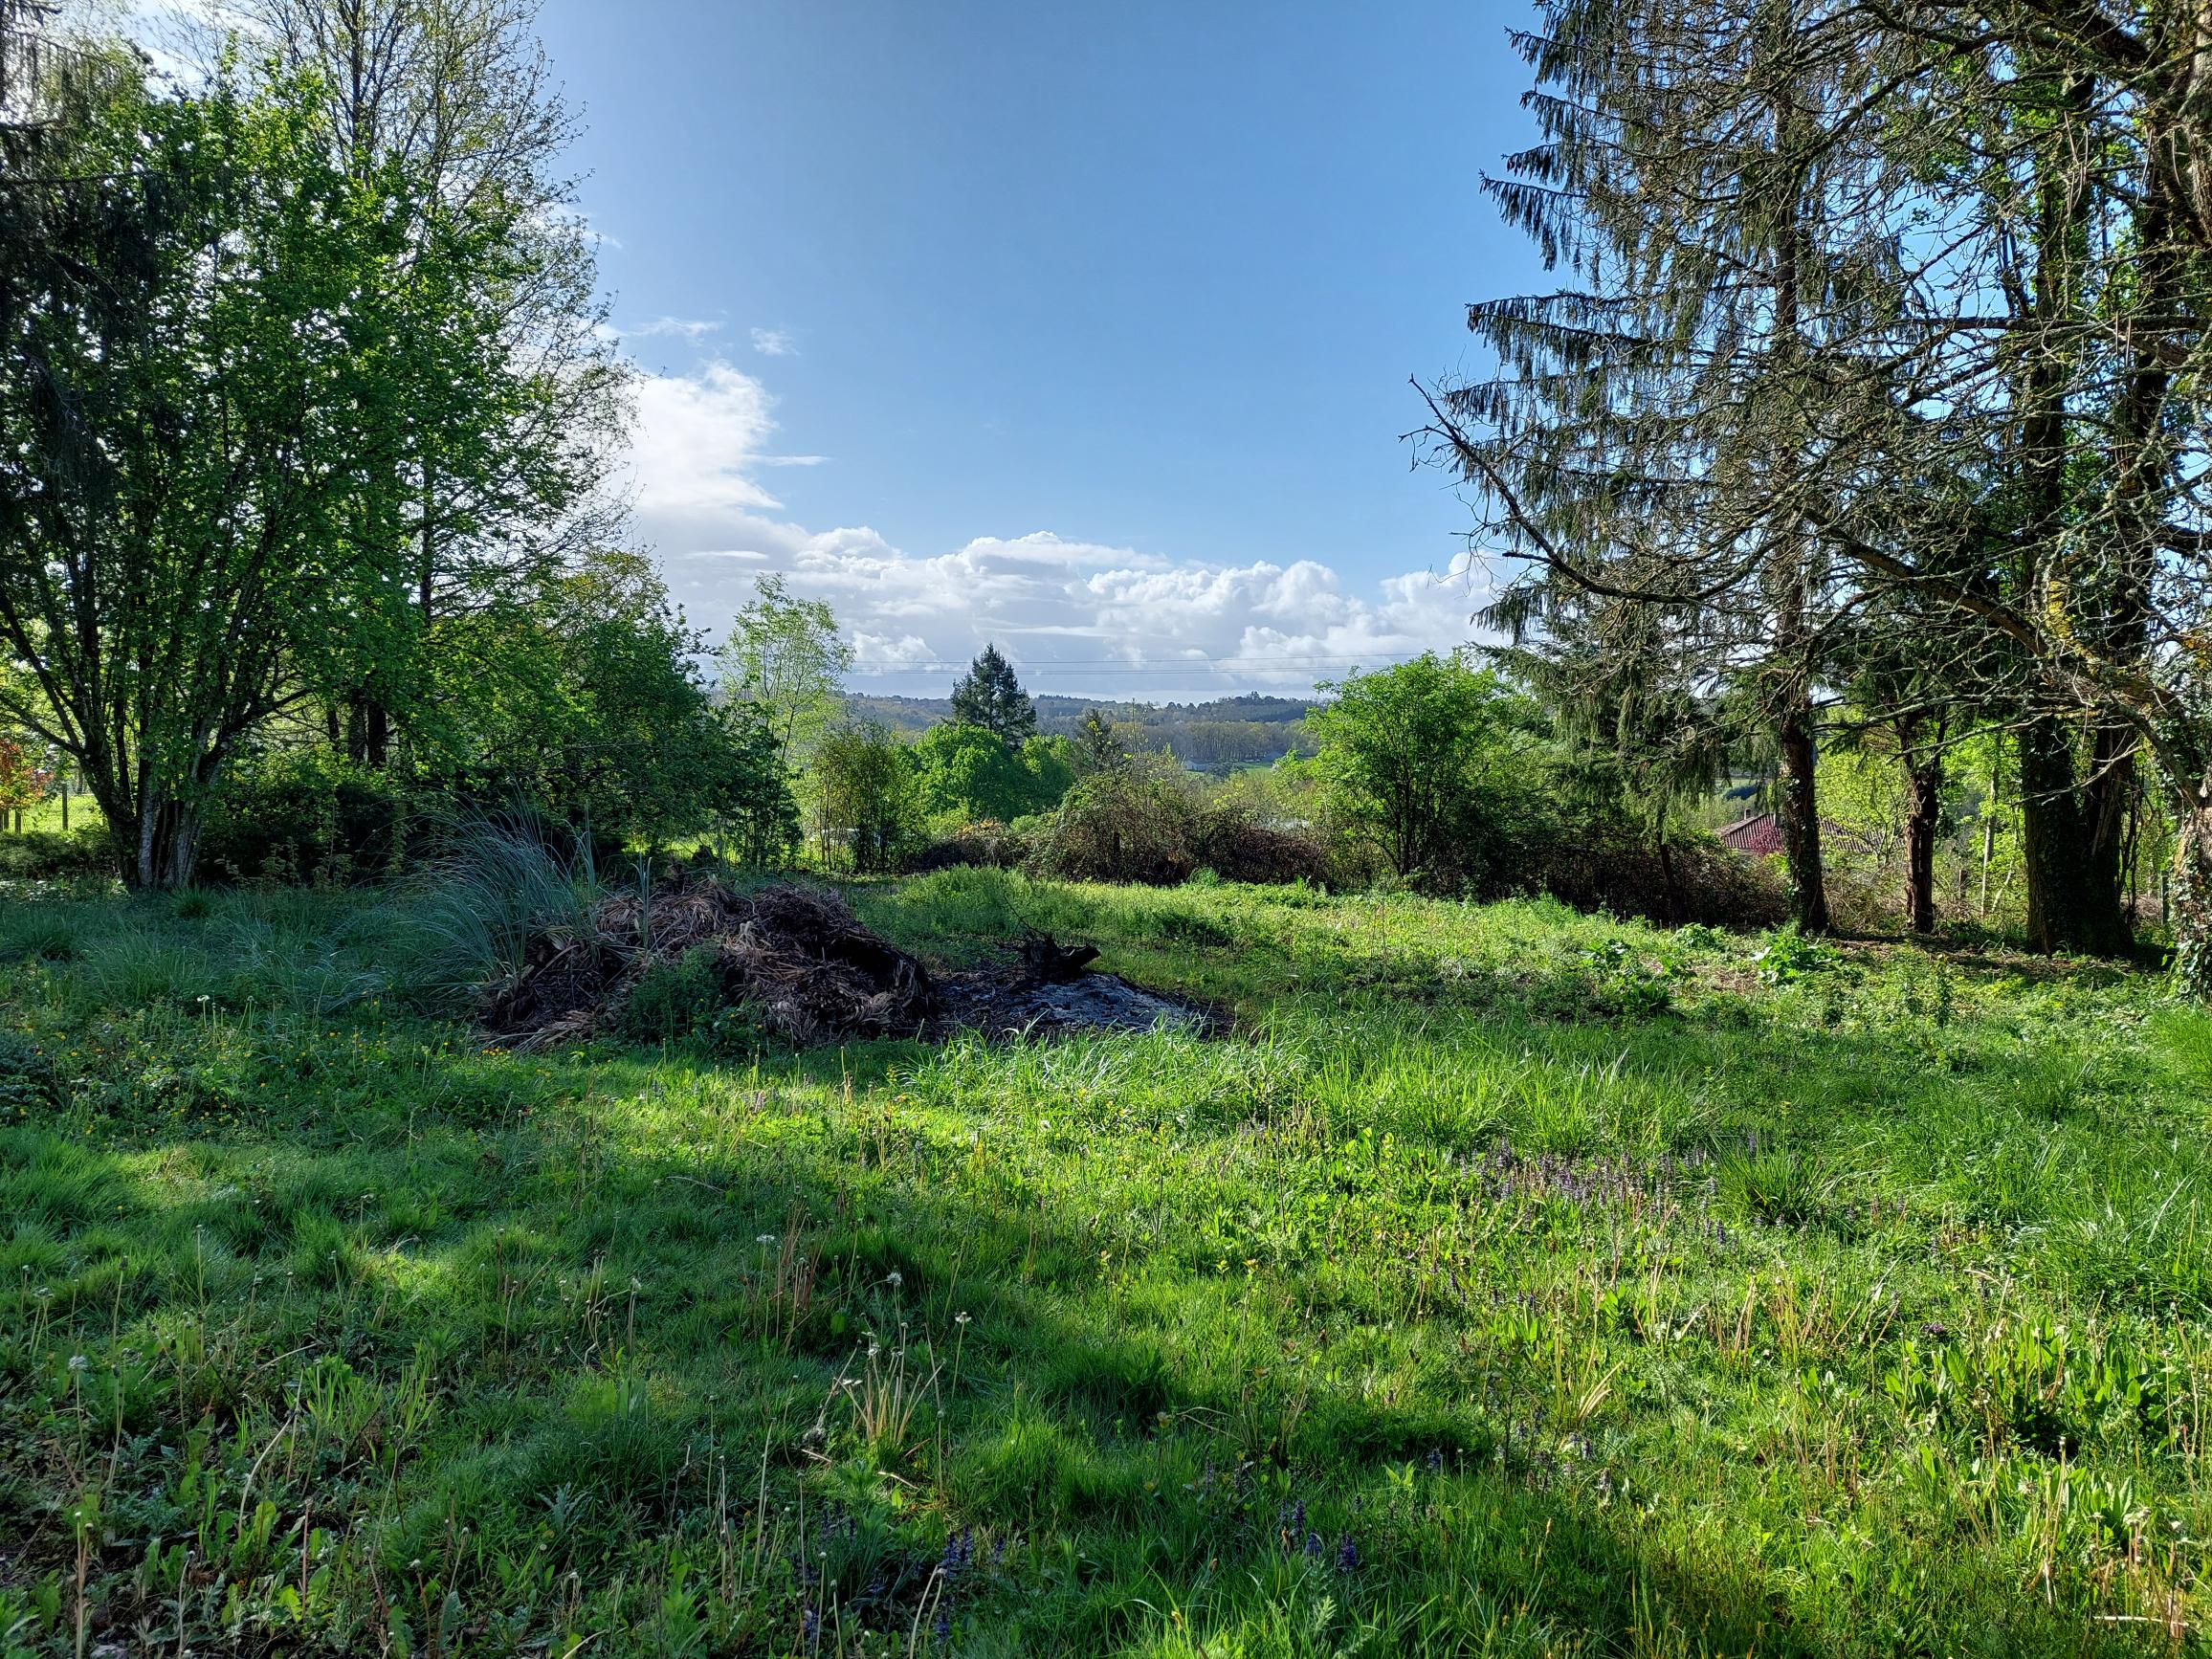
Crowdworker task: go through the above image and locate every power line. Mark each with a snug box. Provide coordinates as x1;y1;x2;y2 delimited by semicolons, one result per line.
841;654;1445;672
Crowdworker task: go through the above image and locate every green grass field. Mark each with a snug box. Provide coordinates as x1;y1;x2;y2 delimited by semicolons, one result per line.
0;794;100;838
0;871;2207;1655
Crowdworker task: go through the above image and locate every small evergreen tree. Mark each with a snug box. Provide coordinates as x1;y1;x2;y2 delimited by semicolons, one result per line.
1073;708;1132;776
949;645;1036;743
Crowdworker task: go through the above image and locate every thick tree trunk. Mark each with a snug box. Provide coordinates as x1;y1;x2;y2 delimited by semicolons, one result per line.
2003;67;2131;959
342;690;389;768
365;697;388;770
2082;725;2136;929
1777;693;1829;933
133;790;202;890
1904;748;1942;935
1759;72;1828;936
2019;719;2132;956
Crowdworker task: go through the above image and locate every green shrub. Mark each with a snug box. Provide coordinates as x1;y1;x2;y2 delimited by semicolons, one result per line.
812;722;926;874
201;750;405;884
904;819;1032;874
1516;820;1788;929
1026;774;1334;891
615;947;726;1046
0;824;115;880
1187;804;1328;886
1027;770;1196;885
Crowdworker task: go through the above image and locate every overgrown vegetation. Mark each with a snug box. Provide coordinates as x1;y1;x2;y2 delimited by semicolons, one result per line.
1426;0;2212;981
0;874;2205;1655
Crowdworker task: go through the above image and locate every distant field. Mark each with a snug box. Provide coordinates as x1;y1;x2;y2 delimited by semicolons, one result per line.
0;873;2205;1654
1;791;100;836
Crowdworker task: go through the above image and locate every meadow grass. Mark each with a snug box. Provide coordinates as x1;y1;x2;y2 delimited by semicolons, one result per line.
0;869;2206;1655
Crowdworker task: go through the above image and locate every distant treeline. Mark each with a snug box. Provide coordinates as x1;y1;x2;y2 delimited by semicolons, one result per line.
843;693;1316;771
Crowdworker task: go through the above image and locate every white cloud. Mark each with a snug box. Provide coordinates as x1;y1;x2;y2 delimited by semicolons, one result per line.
750;326;800;357
628;362;785;528
629;364;1484;697
630;316;724;341
849;631;939;671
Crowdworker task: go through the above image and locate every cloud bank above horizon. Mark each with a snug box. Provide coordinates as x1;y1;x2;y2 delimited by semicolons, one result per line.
622;352;1488;701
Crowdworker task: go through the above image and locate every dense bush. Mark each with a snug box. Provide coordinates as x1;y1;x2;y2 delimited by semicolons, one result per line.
1026;772;1332;888
812;721;927;873
1188;803;1330;885
904;819;1032;874
1310;654;1546;886
200;750;405;884
1518;818;1788;928
1027;769;1199;885
0;824;116;880
1297;655;1788;926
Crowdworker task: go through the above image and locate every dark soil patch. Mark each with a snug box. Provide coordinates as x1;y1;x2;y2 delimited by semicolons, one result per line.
484;878;1214;1050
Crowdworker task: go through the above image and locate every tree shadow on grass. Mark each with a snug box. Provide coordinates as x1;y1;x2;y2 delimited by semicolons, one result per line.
1;991;2196;1656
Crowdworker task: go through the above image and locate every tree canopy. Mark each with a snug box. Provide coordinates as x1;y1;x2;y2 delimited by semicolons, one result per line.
949;645;1037;744
719;574;852;768
0;55;534;883
1426;0;2212;988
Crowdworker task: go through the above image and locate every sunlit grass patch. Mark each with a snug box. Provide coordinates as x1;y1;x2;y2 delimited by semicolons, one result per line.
0;877;2203;1654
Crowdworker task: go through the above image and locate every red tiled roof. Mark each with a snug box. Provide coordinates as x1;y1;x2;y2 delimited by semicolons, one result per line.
1716;811;1786;856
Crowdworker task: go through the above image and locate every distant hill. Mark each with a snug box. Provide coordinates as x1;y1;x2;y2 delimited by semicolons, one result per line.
841;691;1317;771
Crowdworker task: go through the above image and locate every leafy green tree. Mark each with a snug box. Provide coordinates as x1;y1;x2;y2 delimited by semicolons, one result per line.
412;550;794;856
707;703;803;868
719;574;854;767
913;723;1035;825
1493;599;1728;924
811;722;923;873
912;723;1078;825
244;0;627;764
949;644;1036;743
0;55;514;885
1308;654;1540;888
1020;734;1077;811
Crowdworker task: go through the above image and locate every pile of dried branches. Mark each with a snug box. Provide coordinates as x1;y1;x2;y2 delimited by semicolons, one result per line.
483;880;935;1051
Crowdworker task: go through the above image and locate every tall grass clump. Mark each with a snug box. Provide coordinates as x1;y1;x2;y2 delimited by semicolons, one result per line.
0;907;78;964
383;811;604;1008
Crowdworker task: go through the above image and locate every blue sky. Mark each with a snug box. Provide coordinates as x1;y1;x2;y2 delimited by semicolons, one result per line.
539;2;1547;699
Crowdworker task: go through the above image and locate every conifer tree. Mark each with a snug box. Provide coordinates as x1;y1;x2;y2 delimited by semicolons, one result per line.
1425;0;2212;974
949;645;1037;743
